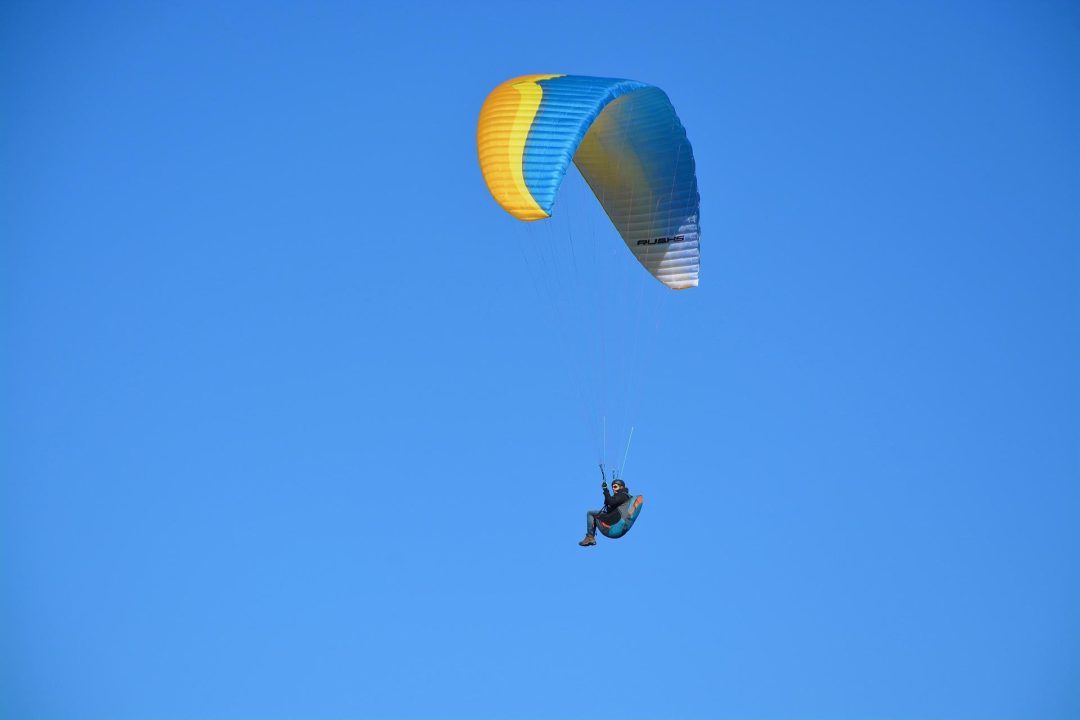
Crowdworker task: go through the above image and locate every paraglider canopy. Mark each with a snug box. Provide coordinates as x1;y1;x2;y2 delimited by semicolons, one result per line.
477;74;700;289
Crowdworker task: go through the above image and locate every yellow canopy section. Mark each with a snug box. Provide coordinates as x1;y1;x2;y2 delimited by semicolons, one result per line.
476;74;563;221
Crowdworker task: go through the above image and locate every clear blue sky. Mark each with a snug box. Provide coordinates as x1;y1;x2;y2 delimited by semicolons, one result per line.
3;2;1078;718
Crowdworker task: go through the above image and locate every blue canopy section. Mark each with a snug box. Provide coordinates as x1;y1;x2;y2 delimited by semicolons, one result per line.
522;75;700;289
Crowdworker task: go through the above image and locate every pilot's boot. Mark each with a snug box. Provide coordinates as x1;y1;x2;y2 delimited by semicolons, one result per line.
578;534;597;547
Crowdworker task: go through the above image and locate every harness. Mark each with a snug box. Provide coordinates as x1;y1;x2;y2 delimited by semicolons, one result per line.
598;494;643;539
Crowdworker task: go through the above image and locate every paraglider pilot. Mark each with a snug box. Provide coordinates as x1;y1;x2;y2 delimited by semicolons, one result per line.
579;474;629;547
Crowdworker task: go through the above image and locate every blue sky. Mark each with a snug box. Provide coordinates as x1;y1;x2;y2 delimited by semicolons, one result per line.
3;1;1078;718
